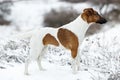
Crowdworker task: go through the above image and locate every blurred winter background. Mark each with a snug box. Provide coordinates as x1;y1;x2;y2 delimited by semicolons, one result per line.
0;0;120;80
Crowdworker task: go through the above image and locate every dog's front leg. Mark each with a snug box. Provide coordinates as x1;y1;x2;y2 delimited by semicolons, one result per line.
71;58;78;74
76;53;80;71
71;53;80;74
76;49;81;71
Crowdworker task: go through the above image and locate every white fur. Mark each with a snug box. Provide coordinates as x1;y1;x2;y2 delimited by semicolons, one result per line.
15;15;91;75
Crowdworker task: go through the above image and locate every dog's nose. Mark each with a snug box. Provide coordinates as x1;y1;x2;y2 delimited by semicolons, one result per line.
101;18;107;23
96;18;107;24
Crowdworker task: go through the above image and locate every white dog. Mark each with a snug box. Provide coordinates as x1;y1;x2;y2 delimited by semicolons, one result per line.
14;8;107;75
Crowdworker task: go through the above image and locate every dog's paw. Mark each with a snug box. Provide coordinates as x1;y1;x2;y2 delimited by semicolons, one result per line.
40;68;46;71
24;72;30;75
77;66;80;71
72;70;78;74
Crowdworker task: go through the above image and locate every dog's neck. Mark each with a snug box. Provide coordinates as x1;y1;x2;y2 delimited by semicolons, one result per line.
62;15;91;40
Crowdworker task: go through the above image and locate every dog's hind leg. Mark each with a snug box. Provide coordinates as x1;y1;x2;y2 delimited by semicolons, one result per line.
37;56;45;71
37;46;47;71
24;58;31;75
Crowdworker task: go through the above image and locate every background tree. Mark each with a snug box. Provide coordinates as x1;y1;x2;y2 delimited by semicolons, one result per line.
0;0;13;25
43;8;79;28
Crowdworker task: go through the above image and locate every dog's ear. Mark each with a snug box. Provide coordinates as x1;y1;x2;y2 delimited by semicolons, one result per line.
81;13;88;22
83;8;93;13
81;8;94;22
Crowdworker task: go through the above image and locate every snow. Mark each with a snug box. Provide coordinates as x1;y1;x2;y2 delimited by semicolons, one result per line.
0;61;92;80
0;0;120;80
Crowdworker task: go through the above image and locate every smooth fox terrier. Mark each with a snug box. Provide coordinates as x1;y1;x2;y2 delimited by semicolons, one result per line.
14;8;107;75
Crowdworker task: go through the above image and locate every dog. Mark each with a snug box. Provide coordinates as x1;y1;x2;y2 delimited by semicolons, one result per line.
14;8;107;75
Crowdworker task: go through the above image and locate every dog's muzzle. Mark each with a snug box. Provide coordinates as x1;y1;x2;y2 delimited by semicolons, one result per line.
96;17;107;24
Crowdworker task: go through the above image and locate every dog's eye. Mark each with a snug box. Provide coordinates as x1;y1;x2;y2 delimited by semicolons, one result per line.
94;12;99;15
87;11;92;15
88;11;92;13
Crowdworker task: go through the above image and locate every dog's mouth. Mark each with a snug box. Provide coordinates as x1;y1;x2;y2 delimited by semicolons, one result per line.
96;17;107;24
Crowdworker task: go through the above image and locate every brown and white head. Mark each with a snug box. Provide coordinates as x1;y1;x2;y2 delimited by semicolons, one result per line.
81;8;107;24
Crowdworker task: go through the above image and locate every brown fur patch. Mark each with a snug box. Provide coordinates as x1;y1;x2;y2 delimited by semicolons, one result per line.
43;33;59;46
81;8;101;23
57;28;79;58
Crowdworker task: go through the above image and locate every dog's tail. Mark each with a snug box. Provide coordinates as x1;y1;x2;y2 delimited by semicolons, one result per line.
12;30;34;39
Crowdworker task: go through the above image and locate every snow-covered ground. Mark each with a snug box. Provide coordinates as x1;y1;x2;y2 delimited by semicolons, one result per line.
0;61;93;80
0;0;120;80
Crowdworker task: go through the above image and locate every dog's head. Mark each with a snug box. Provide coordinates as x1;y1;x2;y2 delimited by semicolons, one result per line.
81;8;107;24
